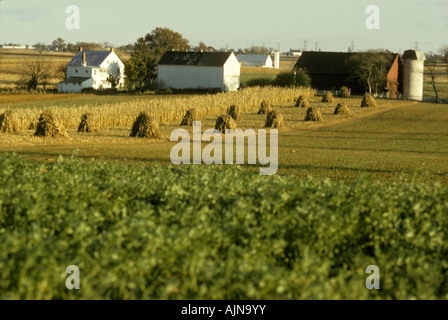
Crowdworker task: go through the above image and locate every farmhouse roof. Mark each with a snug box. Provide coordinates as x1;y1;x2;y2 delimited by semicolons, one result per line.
67;50;113;67
158;51;233;66
236;54;271;64
294;51;398;75
59;77;91;84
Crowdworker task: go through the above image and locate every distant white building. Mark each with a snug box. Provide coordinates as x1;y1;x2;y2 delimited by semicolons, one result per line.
236;54;273;68
288;49;303;57
157;51;240;92
58;48;125;93
1;45;27;49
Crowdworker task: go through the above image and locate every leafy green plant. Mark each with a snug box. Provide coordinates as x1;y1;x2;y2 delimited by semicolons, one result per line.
0;153;447;299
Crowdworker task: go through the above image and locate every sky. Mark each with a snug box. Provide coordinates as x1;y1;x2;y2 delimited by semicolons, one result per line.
0;0;447;53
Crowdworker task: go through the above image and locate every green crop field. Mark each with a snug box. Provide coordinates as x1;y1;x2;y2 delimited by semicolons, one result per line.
0;153;447;299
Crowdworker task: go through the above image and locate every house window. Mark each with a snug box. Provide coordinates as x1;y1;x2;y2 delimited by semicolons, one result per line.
75;69;78;73
86;70;88;73
94;70;97;75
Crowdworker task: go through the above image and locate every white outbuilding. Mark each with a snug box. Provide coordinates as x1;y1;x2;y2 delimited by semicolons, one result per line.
236;54;273;68
58;48;125;93
157;51;240;92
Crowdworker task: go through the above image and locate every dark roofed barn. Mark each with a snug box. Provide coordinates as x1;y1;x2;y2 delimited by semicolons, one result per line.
294;51;402;95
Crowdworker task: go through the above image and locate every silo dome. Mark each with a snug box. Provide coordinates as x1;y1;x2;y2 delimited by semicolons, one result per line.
402;50;426;101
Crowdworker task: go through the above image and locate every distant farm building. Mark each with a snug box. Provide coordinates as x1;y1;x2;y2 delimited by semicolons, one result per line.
58;48;125;93
157;51;240;92
288;49;303;57
0;45;29;49
237;54;273;68
294;51;402;96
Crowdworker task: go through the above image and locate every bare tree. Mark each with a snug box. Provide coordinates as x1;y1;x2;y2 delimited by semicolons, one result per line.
439;44;448;62
21;54;51;90
425;55;441;103
55;62;67;81
439;44;448;74
106;64;121;88
52;37;66;52
346;52;390;95
243;45;272;54
34;42;48;53
196;42;208;52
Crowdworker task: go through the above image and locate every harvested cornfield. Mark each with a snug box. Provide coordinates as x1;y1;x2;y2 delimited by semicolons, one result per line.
130;112;161;139
304;107;323;122
334;103;351;115
0;110;19;133
321;91;334;103
28;121;37;130
77;113;100;133
227;105;242;121
361;94;376;108
180;108;199;126
264;110;284;129
339;86;350;98
34;111;68;138
295;95;309;108
215;114;237;133
0;87;317;131
258;101;272;115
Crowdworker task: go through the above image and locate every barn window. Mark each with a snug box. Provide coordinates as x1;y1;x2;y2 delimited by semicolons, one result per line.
85;70;88;73
75;69;78;73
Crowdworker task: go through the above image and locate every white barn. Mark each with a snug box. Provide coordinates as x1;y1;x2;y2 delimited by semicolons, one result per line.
237;54;273;68
58;48;125;93
157;51;240;92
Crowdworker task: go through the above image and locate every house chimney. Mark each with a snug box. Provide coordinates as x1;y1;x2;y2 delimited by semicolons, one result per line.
79;47;83;52
110;47;114;52
82;52;86;66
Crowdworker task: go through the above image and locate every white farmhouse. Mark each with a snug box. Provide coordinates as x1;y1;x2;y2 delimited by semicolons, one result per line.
58;48;125;93
157;51;240;92
236;54;273;68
